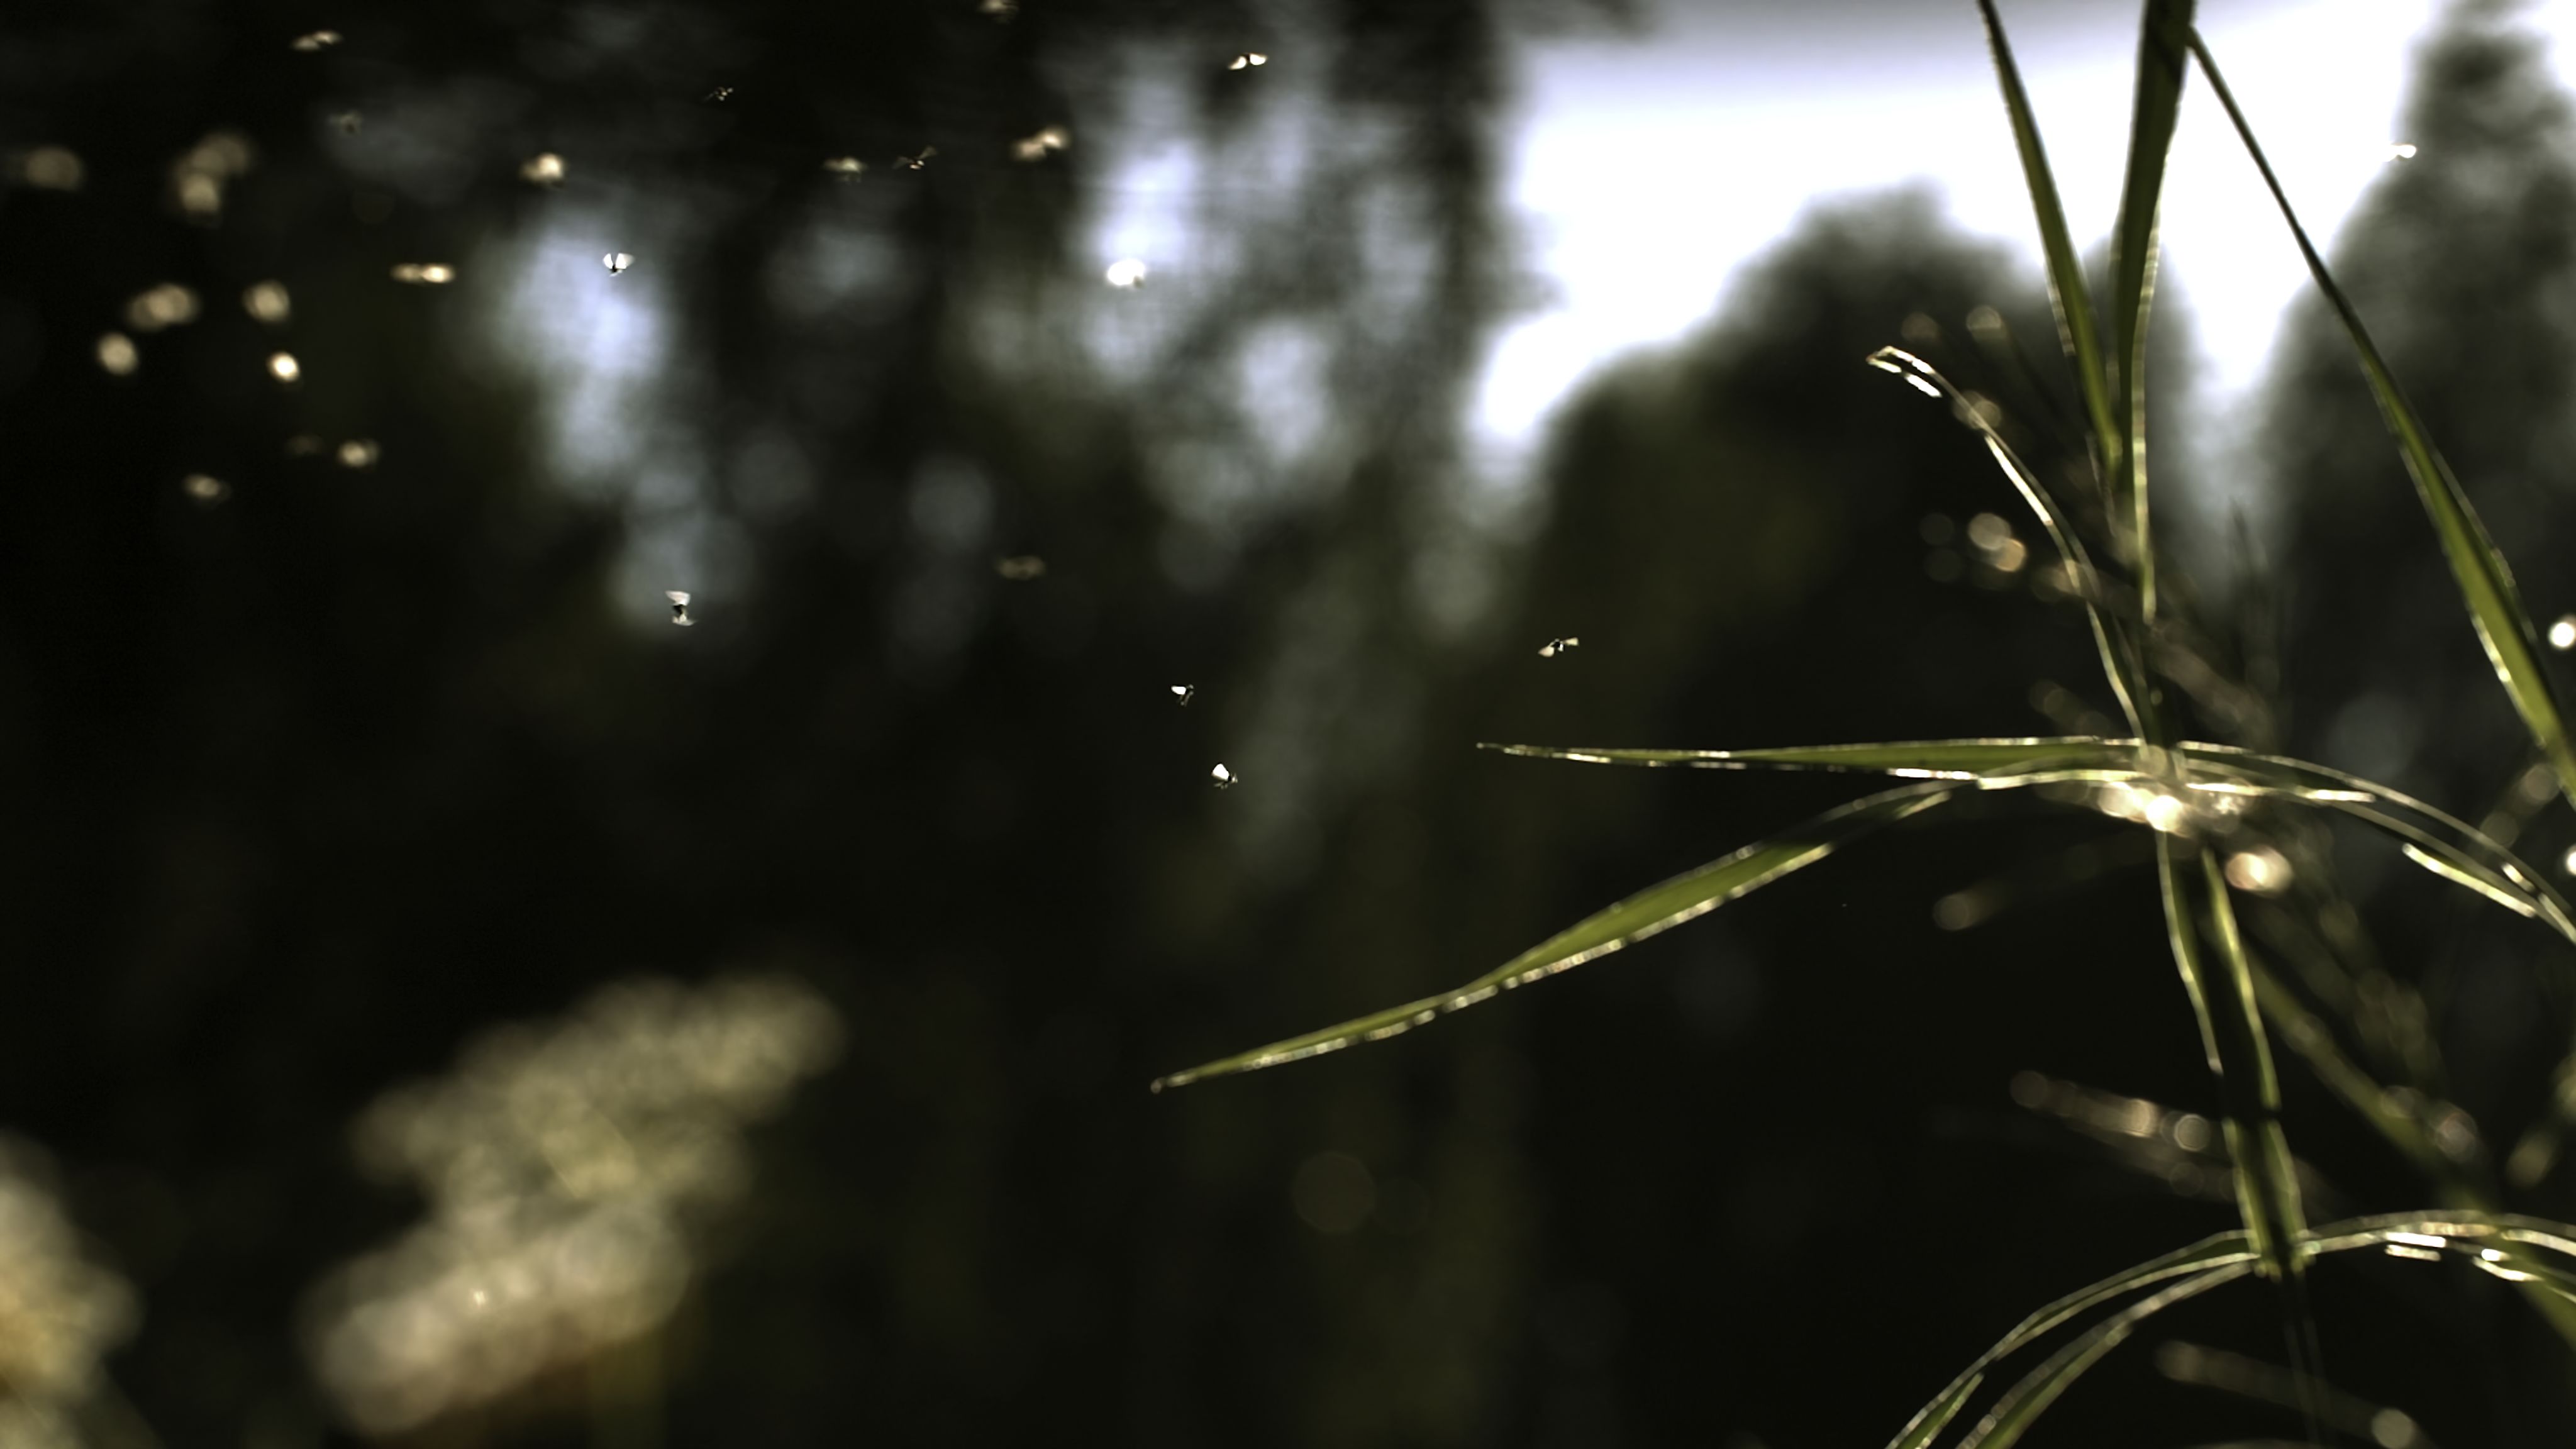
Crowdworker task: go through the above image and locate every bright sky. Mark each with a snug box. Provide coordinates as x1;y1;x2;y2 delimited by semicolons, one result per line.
1475;0;2576;457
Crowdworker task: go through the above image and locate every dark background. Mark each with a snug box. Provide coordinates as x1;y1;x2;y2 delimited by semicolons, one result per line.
9;0;2576;1444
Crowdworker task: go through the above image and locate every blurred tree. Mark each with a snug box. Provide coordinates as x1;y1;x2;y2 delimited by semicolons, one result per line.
0;0;1555;1443
2255;6;2576;1436
2267;3;2576;819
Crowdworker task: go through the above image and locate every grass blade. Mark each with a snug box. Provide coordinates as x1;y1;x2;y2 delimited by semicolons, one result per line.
2106;0;2197;619
2162;840;2307;1279
2190;30;2576;810
1901;1212;2576;1445
1480;736;2576;940
1481;736;2124;777
1975;0;2121;486
1869;348;2153;734
1149;783;1956;1091
1961;1263;2258;1449
1885;1230;2257;1449
1888;1375;1985;1449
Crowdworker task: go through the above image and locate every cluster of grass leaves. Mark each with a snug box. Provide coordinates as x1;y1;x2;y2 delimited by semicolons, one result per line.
1157;0;2576;1440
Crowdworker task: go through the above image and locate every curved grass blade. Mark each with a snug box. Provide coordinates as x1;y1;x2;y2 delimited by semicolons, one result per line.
2106;0;2197;619
2190;30;2576;810
1149;782;1956;1091
1975;0;2121;486
1479;736;2576;941
1884;1230;2258;1449
1889;1375;1984;1449
1961;1262;2257;1449
2162;840;2306;1279
1900;1212;2576;1446
1867;349;2150;731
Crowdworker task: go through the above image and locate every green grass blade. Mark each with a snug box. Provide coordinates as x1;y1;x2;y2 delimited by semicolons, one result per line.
2180;744;2576;941
2190;30;2576;810
1961;1263;2258;1449
1975;0;2122;486
1480;736;2576;939
1480;736;2124;777
1868;348;2153;734
1149;783;1957;1091
2106;0;2196;620
1888;1375;1984;1449
1899;1213;2576;1446
1884;1230;2256;1449
2162;841;2307;1279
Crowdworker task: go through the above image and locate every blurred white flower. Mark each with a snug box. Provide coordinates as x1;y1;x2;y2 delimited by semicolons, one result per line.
306;975;841;1435
0;1135;140;1433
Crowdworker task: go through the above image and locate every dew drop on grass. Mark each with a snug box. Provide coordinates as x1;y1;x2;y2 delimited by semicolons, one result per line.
172;131;254;223
1012;126;1069;162
667;591;694;627
1931;888;1996;930
1210;763;1238;789
123;284;199;332
95;333;138;375
2371;1407;2423;1448
243;280;291;323
17;145;84;191
2223;846;2292;895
